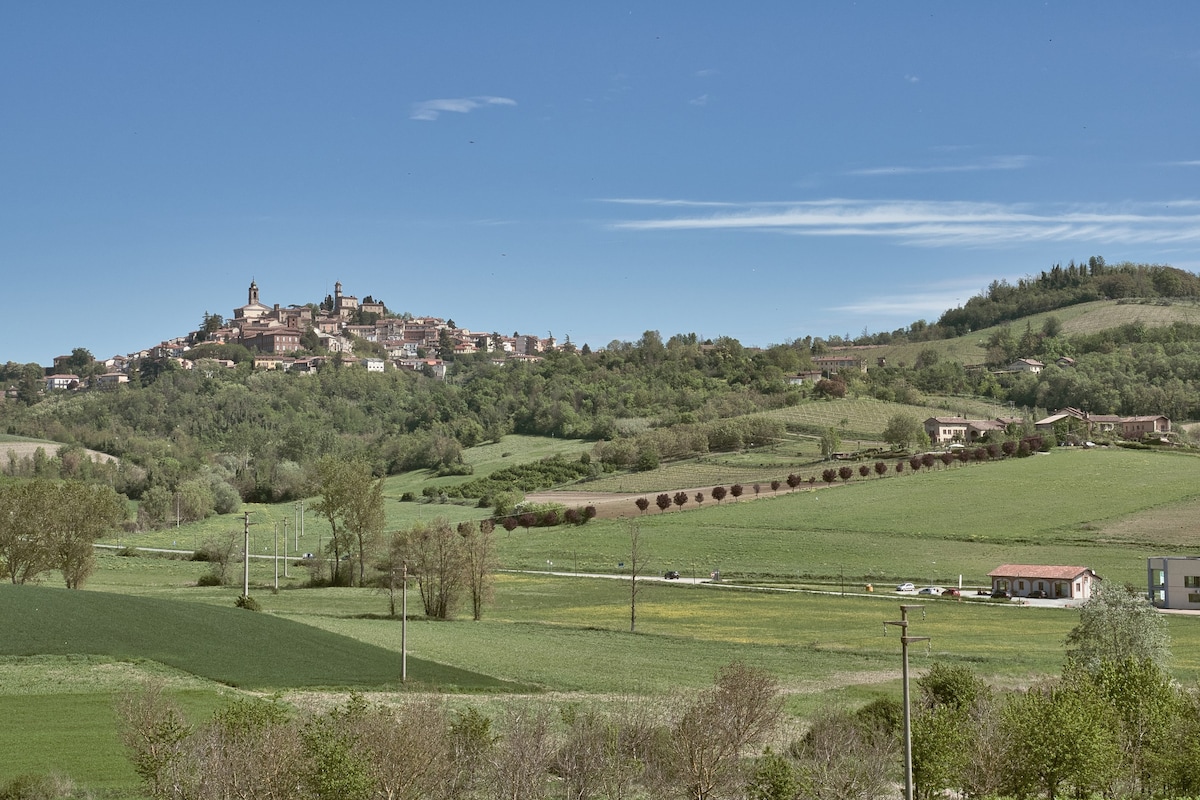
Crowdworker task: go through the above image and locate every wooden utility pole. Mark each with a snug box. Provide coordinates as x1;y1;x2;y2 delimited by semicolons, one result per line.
242;511;251;598
885;604;929;800
401;561;408;683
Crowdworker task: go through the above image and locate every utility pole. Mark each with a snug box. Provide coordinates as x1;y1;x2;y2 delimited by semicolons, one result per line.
401;561;408;683
282;518;289;579
885;604;929;800
242;511;251;598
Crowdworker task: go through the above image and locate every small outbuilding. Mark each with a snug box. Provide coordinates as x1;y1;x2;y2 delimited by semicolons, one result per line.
987;564;1097;599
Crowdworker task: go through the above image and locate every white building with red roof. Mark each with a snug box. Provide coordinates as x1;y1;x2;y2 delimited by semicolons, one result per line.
987;564;1097;600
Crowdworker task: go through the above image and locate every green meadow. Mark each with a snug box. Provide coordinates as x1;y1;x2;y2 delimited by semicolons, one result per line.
7;442;1200;793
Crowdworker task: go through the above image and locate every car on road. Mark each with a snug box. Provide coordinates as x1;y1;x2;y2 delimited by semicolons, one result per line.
917;586;943;595
991;589;1010;599
895;582;915;592
943;588;961;597
1028;589;1048;599
663;570;681;580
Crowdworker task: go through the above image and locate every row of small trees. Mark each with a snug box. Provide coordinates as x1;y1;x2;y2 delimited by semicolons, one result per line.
635;484;749;514
631;437;1049;514
0;478;125;588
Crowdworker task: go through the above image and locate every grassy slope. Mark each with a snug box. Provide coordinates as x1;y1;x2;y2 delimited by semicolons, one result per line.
0;584;517;692
853;298;1200;367
498;447;1200;586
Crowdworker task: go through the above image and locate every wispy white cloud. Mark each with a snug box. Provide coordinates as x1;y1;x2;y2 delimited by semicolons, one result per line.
905;74;920;83
833;276;1002;319
689;94;710;106
1174;160;1200;166
848;155;1034;176
607;198;1200;248
695;68;719;78
602;197;741;208
410;96;516;121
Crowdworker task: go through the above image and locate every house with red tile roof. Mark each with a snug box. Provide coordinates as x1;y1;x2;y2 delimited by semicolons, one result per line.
987;564;1097;600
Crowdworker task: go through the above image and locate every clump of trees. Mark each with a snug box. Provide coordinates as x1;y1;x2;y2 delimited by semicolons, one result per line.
385;518;497;620
0;479;126;588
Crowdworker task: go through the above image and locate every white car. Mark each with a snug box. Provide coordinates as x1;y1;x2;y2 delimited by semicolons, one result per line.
895;582;915;592
918;586;944;595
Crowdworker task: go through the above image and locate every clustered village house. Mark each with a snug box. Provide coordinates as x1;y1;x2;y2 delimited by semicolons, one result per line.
38;280;559;388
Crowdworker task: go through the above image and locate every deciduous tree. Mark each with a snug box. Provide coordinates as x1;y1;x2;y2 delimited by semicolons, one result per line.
395;519;465;619
1066;580;1170;670
314;457;385;586
882;414;929;450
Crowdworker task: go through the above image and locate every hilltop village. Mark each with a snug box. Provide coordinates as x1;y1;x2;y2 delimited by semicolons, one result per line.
44;280;559;386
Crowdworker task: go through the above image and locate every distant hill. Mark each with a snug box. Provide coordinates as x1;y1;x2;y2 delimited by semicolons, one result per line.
0;584;520;691
844;299;1200;368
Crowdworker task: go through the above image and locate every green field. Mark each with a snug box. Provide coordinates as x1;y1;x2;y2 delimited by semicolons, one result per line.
8;442;1200;793
523;447;1200;585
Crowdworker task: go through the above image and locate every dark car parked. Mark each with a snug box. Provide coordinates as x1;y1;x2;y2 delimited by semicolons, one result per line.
663;570;681;580
1028;589;1048;599
991;589;1010;599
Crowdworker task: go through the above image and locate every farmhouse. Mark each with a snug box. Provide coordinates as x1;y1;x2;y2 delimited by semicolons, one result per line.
812;355;866;374
1007;358;1045;374
1148;557;1200;610
1034;407;1172;441
987;564;1097;600
923;416;1021;445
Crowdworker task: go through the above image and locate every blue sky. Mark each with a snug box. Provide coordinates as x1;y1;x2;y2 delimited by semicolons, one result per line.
4;2;1200;365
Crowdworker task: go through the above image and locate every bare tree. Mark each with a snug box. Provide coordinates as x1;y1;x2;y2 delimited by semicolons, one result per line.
487;704;557;800
459;519;496;621
669;663;783;800
628;522;646;633
116;681;193;799
395;519;466;619
791;709;897;800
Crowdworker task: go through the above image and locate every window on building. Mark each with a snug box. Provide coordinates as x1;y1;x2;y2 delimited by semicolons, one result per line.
1189;593;1200;604
1185;576;1200;589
